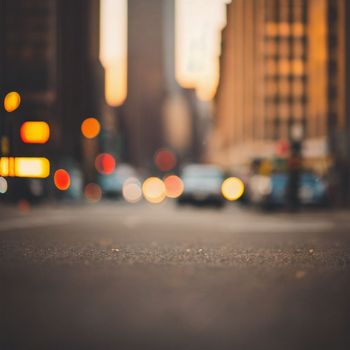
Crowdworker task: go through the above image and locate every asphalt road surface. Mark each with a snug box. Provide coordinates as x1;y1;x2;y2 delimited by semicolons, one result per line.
1;201;350;350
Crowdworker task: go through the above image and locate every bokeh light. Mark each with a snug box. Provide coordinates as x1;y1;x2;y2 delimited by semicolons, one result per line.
20;121;50;144
84;183;102;203
221;177;245;201
164;175;184;198
0;157;50;178
0;157;11;177
122;177;142;203
95;153;116;175
142;177;166;204
0;177;8;194
15;157;50;178
54;169;71;191
81;118;101;139
4;91;21;112
154;148;177;172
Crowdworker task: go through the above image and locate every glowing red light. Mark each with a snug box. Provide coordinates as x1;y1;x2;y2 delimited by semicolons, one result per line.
54;169;70;191
154;148;176;172
95;153;116;175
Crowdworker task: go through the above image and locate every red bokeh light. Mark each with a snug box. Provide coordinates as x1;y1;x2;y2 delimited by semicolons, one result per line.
164;175;184;198
95;153;116;175
154;148;176;172
54;169;70;191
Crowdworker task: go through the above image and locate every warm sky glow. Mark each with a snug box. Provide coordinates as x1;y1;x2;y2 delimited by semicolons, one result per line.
176;0;230;101
100;0;127;107
100;0;229;105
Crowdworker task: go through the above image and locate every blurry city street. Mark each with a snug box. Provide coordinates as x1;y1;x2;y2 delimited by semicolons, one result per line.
1;201;350;349
2;0;350;348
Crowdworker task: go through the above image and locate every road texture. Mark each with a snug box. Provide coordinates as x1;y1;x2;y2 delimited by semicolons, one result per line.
1;202;350;349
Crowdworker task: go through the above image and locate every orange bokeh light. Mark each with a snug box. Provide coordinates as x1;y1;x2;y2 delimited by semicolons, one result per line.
154;148;176;172
164;175;184;199
95;153;116;175
81;118;101;139
4;91;21;112
20;121;50;144
54;169;71;191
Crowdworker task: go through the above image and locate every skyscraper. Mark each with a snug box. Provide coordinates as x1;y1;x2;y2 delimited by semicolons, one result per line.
209;0;349;185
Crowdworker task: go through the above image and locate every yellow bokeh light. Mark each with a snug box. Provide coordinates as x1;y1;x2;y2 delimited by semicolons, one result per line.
142;177;166;204
20;121;50;144
221;177;244;201
1;157;50;178
15;157;50;178
0;157;11;177
81;118;101;139
4;91;21;112
0;157;22;177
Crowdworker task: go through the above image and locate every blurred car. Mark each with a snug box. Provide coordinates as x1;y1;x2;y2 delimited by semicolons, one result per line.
248;172;329;209
98;163;138;198
177;164;225;207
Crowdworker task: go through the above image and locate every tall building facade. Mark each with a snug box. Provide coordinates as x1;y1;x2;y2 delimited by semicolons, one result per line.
208;0;267;167
209;0;348;178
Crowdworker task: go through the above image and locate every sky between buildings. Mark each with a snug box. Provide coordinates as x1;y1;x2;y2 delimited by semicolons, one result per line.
100;0;230;107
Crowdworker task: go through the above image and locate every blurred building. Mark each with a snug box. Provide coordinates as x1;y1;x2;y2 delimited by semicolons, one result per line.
0;0;104;186
209;0;349;185
120;0;207;169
